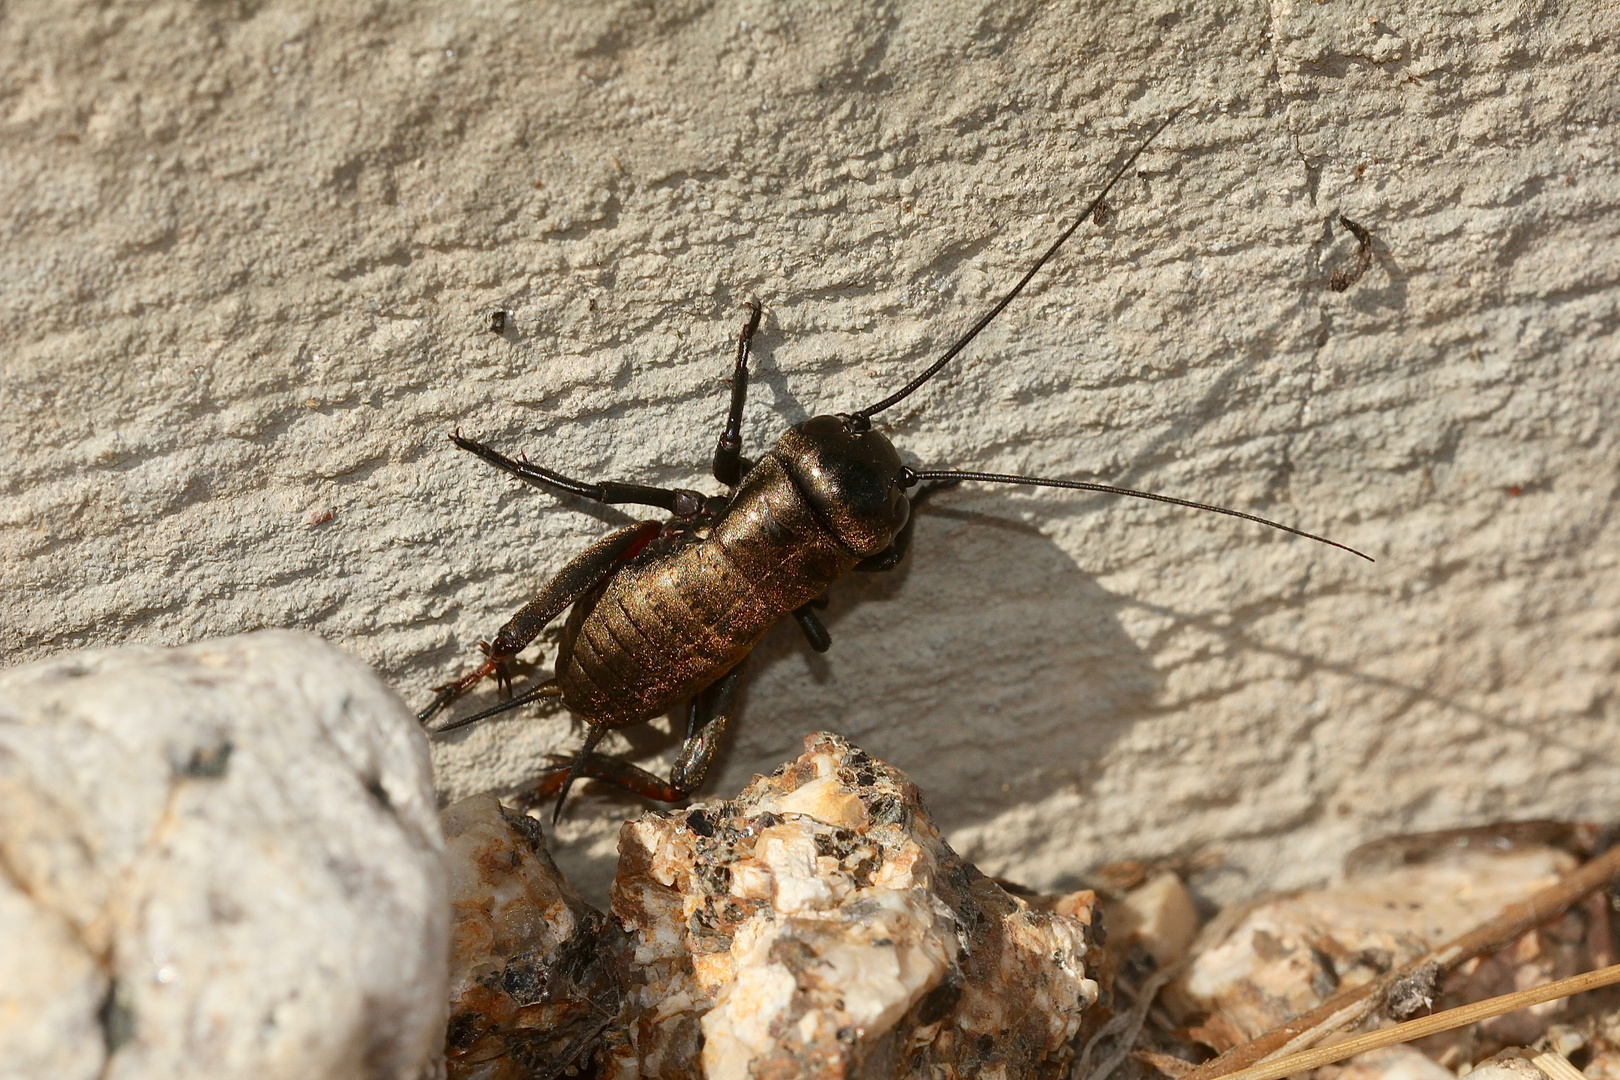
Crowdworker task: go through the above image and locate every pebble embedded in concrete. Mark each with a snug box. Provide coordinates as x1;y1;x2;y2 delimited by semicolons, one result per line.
0;631;448;1080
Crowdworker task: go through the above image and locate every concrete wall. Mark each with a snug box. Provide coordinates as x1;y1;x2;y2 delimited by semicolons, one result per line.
4;1;1616;901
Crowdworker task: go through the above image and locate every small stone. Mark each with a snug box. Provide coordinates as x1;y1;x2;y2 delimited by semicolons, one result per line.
606;732;1098;1079
1108;871;1201;970
441;793;623;1080
0;631;446;1080
1463;1051;1552;1080
1330;1045;1460;1080
1385;961;1442;1020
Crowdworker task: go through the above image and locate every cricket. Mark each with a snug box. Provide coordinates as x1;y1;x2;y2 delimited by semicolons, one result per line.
419;113;1372;820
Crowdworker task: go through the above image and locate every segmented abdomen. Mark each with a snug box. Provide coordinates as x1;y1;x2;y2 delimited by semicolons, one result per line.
558;456;856;727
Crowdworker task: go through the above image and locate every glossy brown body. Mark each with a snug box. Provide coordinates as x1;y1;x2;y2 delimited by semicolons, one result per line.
555;452;859;729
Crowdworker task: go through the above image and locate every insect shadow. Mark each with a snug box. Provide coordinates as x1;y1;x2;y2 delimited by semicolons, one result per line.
746;501;1160;817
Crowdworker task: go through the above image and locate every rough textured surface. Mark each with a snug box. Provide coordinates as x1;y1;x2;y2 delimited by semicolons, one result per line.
0;631;447;1080
604;731;1098;1079
1556;1007;1620;1080
2;2;1618;901
1458;1053;1557;1080
442;793;623;1080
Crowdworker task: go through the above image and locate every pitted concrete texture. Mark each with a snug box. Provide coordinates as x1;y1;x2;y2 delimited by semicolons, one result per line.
3;2;1617;903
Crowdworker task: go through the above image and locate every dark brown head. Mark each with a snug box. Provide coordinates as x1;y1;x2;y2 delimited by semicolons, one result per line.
773;415;909;557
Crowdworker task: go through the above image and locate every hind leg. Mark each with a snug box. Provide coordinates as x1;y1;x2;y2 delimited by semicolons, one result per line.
522;662;746;818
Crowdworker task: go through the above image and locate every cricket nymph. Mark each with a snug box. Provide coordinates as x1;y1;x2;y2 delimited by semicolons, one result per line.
419;112;1370;820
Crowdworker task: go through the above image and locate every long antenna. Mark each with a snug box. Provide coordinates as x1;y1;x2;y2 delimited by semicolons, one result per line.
852;110;1180;425
906;468;1374;561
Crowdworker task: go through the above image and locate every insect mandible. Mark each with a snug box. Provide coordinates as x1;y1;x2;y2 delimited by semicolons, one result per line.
418;113;1373;820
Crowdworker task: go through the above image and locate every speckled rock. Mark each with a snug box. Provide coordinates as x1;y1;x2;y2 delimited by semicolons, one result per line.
442;793;623;1080
0;631;447;1080
1458;1051;1557;1080
604;731;1098;1080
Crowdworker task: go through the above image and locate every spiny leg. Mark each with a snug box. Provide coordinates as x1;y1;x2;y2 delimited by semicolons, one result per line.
418;645;511;724
713;300;763;487
418;520;660;724
528;662;748;818
549;724;609;824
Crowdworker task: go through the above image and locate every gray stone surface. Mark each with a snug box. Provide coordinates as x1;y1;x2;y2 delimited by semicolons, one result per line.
0;631;447;1080
2;3;1616;903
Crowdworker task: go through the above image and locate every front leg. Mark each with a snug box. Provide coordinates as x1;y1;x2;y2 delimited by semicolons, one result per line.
452;433;703;515
713;301;763;487
418;520;660;724
792;602;832;652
